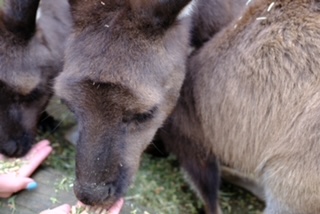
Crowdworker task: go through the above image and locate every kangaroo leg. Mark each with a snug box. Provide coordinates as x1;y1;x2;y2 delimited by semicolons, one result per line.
181;153;221;214
159;124;221;214
221;166;265;201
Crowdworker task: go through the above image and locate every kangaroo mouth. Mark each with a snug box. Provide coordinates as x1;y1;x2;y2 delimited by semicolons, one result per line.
73;198;124;214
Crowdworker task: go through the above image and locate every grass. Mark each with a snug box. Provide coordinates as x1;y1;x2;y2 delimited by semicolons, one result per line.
38;98;264;214
127;155;202;214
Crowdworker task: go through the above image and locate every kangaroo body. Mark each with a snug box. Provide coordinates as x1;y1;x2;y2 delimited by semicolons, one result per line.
164;0;320;213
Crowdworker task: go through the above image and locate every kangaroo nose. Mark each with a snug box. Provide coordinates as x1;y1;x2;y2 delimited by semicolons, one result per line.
1;134;33;157
1;140;19;157
74;181;116;206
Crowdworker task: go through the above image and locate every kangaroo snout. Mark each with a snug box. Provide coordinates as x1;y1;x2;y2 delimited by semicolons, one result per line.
74;181;117;206
0;132;33;157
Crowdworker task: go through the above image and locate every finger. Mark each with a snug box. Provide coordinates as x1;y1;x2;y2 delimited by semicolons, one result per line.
18;144;52;177
39;204;71;214
108;198;124;214
0;175;34;198
76;198;124;214
0;152;8;160
24;140;51;159
22;140;51;162
76;201;84;207
0;140;50;161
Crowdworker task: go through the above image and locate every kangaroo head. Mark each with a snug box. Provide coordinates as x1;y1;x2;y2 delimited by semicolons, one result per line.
0;0;70;157
55;0;193;207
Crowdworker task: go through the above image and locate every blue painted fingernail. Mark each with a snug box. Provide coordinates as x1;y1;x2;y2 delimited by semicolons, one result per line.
26;182;38;191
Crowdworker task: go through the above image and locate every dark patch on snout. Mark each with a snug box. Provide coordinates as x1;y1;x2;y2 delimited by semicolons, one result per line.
74;182;117;206
0;132;33;157
74;166;129;207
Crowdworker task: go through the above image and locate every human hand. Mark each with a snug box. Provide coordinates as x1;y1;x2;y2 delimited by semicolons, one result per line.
107;198;124;214
39;199;124;214
39;204;71;214
0;140;52;198
70;198;124;214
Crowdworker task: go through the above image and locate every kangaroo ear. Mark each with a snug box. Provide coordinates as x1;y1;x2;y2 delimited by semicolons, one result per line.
3;0;40;41
129;0;193;28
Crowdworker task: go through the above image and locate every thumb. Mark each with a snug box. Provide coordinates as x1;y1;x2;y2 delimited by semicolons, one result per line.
0;175;36;198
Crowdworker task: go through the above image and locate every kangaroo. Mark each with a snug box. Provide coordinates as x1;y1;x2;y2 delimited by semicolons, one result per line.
161;0;320;213
0;0;71;157
55;0;195;210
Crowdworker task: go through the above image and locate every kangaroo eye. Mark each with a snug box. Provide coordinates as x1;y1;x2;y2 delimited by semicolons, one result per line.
123;106;158;124
133;112;153;123
134;106;158;123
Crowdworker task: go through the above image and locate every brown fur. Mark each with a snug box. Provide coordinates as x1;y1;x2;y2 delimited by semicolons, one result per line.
191;0;246;48
0;0;71;157
146;0;247;158
163;0;320;213
55;0;192;208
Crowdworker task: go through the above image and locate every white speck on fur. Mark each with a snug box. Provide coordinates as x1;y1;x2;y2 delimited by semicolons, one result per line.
36;8;41;21
104;24;110;28
256;17;267;20
267;2;275;12
246;0;252;5
101;1;105;5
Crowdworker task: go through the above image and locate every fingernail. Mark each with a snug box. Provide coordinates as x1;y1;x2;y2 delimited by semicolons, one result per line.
26;182;38;191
